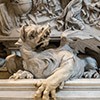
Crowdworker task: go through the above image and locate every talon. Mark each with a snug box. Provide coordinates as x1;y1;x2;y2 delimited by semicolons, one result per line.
36;80;42;87
42;90;49;100
43;90;48;96
14;75;19;80
84;73;89;78
9;76;14;79
35;91;41;98
51;90;56;100
27;76;33;79
33;94;38;100
42;96;49;100
93;73;100;78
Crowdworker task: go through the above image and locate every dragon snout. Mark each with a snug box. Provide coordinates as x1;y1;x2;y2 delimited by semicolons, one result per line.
15;39;23;46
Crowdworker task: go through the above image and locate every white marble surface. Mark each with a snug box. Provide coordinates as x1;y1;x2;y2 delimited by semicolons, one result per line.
0;79;100;100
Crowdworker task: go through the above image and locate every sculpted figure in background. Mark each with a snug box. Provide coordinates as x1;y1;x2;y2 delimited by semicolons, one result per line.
58;0;100;67
26;0;63;36
83;0;100;29
58;0;100;30
0;0;99;37
58;0;84;30
7;24;99;100
0;3;13;35
0;0;63;36
59;0;84;30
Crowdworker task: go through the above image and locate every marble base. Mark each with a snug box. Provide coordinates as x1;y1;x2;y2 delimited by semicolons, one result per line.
0;79;100;100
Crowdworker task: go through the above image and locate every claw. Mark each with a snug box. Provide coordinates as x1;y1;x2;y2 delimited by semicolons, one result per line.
51;90;56;100
9;70;34;79
33;79;57;100
93;72;100;78
83;70;100;78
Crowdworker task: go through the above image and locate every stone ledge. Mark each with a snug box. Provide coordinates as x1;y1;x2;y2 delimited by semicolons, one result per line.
0;79;100;100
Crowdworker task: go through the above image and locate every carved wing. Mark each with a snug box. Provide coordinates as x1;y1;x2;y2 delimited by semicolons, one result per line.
70;38;100;53
62;27;100;54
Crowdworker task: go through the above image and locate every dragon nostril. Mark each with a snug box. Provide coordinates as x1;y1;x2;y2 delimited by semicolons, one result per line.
15;0;19;3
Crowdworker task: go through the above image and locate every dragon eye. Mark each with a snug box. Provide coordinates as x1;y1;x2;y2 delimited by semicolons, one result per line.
41;27;44;31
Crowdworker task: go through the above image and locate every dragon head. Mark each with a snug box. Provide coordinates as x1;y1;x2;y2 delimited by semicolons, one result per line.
16;24;51;50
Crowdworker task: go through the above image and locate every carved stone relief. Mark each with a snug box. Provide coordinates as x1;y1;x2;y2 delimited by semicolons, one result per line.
59;0;100;66
0;0;99;82
5;24;99;100
0;0;100;100
0;0;64;37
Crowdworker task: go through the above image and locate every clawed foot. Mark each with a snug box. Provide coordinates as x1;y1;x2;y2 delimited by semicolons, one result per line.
9;70;34;79
33;79;57;100
83;70;100;78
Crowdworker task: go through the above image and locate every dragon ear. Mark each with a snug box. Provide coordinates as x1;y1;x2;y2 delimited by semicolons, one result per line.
20;25;27;42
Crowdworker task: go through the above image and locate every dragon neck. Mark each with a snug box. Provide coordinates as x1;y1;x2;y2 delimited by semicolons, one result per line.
20;43;37;60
